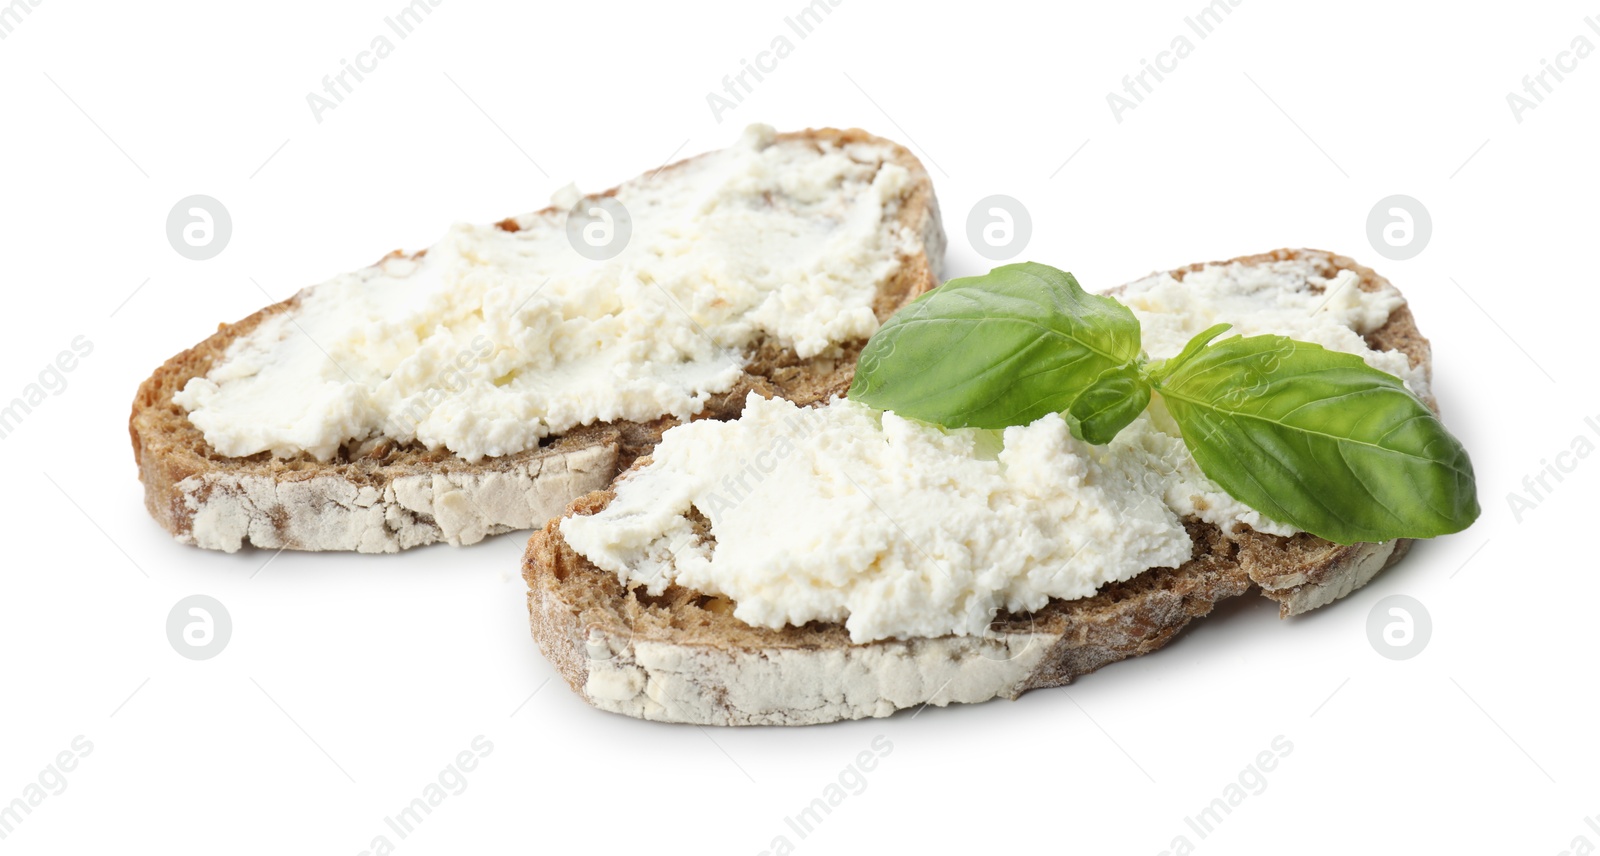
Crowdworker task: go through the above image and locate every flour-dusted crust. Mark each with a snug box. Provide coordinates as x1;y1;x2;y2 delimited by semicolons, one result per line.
130;128;945;553
523;249;1434;725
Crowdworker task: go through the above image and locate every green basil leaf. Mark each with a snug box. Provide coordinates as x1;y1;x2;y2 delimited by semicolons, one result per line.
1065;364;1152;445
1153;334;1479;544
848;262;1147;437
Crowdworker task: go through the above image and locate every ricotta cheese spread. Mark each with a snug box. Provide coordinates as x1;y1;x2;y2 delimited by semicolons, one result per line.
174;125;917;462
561;259;1422;643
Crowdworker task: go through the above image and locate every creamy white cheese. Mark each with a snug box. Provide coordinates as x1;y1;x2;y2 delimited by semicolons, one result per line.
174;125;916;462
561;258;1419;643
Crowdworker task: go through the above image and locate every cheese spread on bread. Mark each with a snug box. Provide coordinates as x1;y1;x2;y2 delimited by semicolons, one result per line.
561;259;1422;643
174;125;917;462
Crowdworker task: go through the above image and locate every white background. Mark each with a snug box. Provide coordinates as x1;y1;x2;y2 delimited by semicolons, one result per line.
1;0;1595;853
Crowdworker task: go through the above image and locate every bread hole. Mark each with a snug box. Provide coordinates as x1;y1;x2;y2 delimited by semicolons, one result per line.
694;594;736;615
632;582;692;611
683;506;717;558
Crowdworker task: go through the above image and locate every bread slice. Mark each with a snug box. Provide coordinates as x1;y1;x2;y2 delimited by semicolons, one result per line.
522;248;1436;725
130;128;945;553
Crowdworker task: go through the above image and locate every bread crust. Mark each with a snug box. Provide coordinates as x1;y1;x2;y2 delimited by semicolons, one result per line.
129;128;944;552
522;249;1434;725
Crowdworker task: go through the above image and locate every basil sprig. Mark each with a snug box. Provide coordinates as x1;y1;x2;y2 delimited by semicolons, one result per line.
847;262;1479;545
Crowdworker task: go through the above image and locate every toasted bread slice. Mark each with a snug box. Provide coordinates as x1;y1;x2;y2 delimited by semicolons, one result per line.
522;249;1436;725
130;128;945;553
